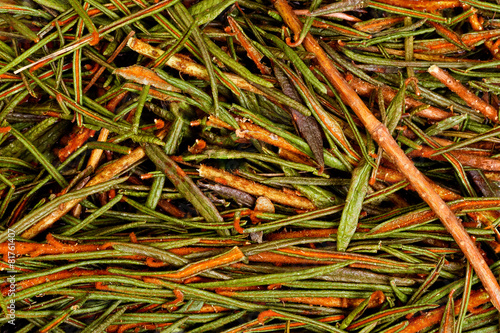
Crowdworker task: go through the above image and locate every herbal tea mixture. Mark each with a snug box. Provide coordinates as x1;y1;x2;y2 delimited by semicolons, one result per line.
1;0;500;331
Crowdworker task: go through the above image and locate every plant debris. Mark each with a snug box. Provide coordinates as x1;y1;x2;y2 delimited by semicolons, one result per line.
1;0;500;332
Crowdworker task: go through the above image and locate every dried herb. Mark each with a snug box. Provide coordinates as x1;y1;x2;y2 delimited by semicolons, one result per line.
1;0;500;331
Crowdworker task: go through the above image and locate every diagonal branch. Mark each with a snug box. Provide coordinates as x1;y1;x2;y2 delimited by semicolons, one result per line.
273;0;500;310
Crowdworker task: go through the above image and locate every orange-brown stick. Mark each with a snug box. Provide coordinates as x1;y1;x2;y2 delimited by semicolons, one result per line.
273;0;500;310
113;65;181;92
280;290;385;308
56;127;96;162
266;228;337;241
353;17;405;33
198;165;315;210
375;0;460;11
16;121;162;238
237;121;309;157
376;166;461;201
462;4;483;31
157;199;186;218
345;74;451;121
370;198;500;234
399;290;490;333
428;65;498;123
1;269;110;296
204;116;312;159
247;251;337;266
121;83;180;101
413;29;500;54
86;91;129;170
0;235;112;262
20;147;147;239
110;323;172;333
127;38;264;95
248;247;411;271
276;247;408;268
158;247;244;279
167;247;217;256
407;145;500;171
257;310;286;324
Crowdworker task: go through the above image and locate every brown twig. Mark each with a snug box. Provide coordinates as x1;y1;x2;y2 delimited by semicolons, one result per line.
281;292;385;308
407;145;500;171
198;165;315;210
237;121;309;158
370;198;500;234
56;127;96;162
428;65;499;123
86;91;128;170
127;37;264;95
0;234;112;262
345;74;451;121
372;0;460;11
20;147;147;239
157;247;245;279
113;65;181;92
2;269;110;296
400;290;490;333
376;166;462;201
